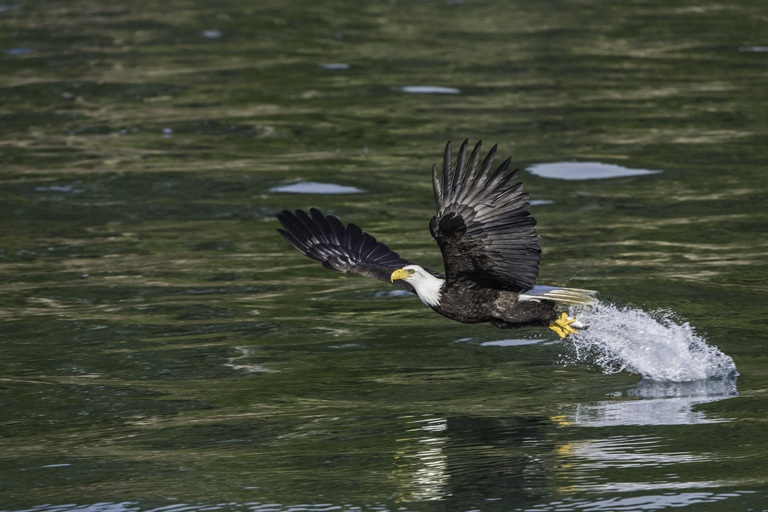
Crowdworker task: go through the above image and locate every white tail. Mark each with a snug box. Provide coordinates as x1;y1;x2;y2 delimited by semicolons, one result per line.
519;286;598;306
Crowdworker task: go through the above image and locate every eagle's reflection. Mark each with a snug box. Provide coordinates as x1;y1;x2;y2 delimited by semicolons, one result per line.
391;414;550;503
390;376;737;503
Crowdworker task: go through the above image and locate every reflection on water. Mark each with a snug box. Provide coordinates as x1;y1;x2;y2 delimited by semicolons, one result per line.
527;161;662;180
548;378;744;504
268;182;364;194
629;377;738;400
5;491;757;512
34;184;85;193
526;491;757;511
478;337;548;347
4;406;747;511
392;417;449;501
562;434;713;470
397;86;461;94
320;63;350;70
555;377;737;427
201;30;222;40
0;395;750;510
391;415;551;504
3;47;35;55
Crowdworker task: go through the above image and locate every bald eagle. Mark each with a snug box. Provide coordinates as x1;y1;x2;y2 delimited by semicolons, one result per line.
276;140;597;338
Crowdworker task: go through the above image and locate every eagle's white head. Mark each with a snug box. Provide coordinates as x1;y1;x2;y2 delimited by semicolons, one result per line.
390;264;444;307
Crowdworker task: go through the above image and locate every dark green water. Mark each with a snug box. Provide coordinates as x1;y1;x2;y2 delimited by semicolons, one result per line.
2;0;768;510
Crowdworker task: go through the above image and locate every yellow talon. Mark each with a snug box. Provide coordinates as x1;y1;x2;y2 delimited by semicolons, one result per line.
549;312;580;339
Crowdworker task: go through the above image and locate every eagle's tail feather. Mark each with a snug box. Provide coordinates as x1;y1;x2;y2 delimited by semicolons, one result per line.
519;286;598;306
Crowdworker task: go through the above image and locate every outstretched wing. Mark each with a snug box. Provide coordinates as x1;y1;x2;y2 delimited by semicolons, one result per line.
276;208;417;293
430;140;541;292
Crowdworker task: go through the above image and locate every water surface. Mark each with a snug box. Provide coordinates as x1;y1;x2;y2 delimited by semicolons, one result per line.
527;162;662;180
1;0;768;511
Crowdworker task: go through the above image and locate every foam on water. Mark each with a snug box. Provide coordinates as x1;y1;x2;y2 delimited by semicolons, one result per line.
565;303;737;382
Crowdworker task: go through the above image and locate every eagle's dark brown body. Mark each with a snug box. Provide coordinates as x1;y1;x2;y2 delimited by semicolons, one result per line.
431;286;558;328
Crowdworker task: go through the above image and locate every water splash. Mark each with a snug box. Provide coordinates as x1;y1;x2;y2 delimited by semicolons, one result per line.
565;303;737;382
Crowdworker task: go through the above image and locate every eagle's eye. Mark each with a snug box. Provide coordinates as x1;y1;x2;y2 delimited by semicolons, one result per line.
407;268;415;274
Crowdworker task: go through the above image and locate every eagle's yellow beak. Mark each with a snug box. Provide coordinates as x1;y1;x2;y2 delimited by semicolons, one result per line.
390;268;408;283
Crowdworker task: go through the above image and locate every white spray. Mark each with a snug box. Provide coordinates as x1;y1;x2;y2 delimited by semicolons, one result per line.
564;303;737;382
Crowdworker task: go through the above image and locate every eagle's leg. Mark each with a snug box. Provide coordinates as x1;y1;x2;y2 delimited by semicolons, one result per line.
549;312;582;339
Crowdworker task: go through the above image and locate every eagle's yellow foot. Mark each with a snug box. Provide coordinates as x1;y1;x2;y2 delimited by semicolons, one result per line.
549;312;580;339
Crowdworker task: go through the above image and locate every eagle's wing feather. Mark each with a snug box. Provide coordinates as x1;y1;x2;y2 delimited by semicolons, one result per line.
276;208;418;293
430;140;541;292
